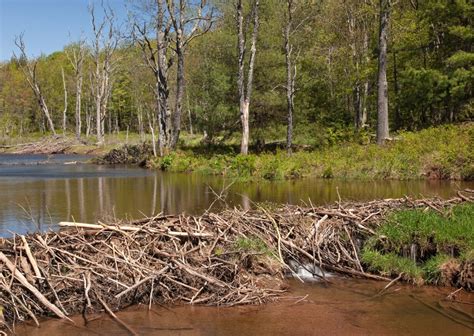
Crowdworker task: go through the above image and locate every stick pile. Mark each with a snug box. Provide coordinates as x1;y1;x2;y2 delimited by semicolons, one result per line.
0;194;471;330
2;136;82;155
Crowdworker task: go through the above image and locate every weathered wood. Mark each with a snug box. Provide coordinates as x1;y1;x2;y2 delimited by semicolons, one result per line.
0;252;68;320
58;221;213;237
20;235;42;281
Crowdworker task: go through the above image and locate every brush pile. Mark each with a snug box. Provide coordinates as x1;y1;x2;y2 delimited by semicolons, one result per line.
95;143;153;165
1;136;82;155
0;194;472;330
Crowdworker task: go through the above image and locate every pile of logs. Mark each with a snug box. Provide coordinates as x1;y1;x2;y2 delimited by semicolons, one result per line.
0;136;81;155
95;143;153;165
0;193;472;331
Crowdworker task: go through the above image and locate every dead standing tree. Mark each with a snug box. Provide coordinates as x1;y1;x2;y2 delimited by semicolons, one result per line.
284;0;295;155
61;67;68;135
14;35;56;135
90;4;120;144
134;0;215;155
376;0;390;144
66;40;86;139
166;0;215;149
134;0;173;156
237;0;260;155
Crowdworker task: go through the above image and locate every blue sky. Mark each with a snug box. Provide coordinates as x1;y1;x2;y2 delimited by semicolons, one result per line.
0;0;128;61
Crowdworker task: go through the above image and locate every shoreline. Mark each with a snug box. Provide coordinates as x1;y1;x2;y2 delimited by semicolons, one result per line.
1;123;473;181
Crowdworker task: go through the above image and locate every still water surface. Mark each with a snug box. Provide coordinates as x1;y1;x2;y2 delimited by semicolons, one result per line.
1;154;472;237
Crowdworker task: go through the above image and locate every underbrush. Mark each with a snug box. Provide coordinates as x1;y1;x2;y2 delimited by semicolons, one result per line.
148;123;473;181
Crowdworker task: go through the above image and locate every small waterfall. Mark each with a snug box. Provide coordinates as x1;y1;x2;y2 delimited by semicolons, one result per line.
289;261;333;280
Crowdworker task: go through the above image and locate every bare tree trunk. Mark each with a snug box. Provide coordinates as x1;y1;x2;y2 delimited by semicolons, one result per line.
89;4;118;144
167;0;214;149
137;105;145;141
66;41;85;139
361;27;370;127
171;43;185;149
61;67;68;135
237;0;259;155
75;75;83;138
284;0;295;154
393;50;401;130
376;0;390;145
86;104;92;137
134;0;213;154
186;92;193;135
147;111;157;157
157;25;171;155
14;35;56;135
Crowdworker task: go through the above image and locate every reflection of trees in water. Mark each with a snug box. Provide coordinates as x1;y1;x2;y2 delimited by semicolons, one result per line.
0;172;470;236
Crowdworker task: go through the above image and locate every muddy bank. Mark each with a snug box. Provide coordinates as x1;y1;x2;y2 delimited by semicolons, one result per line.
0;195;472;332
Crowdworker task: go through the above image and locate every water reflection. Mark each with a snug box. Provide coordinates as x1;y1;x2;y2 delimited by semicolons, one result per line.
0;157;472;236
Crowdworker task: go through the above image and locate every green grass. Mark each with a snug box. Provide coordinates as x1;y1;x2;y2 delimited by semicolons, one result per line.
235;236;272;255
361;204;474;284
368;204;474;254
149;123;474;181
361;249;424;282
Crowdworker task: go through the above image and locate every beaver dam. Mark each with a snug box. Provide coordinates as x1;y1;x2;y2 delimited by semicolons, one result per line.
1;192;473;333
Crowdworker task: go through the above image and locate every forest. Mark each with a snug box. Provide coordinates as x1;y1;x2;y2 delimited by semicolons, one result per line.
0;0;472;156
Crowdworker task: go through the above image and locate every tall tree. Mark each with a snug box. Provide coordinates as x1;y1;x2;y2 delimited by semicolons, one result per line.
237;0;260;155
134;0;173;156
66;40;86;139
376;0;390;144
166;0;215;149
90;4;119;144
284;0;296;154
14;35;56;135
345;0;373;130
61;67;68;134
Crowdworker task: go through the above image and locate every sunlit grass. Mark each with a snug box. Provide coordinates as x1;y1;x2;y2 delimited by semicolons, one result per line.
361;204;474;284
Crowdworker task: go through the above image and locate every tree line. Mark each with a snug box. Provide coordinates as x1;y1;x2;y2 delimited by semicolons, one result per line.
0;0;472;155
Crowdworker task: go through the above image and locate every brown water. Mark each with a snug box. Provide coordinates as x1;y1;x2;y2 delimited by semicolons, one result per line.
1;154;473;237
15;278;473;336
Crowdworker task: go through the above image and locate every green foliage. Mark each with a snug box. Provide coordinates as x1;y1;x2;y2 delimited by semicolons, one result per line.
422;254;451;284
149;123;473;181
230;155;256;178
362;203;474;284
373;204;474;253
361;249;423;282
235;236;270;255
160;155;174;171
1;0;473;147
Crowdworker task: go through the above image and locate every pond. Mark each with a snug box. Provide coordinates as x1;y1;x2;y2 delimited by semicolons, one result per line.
0;154;472;237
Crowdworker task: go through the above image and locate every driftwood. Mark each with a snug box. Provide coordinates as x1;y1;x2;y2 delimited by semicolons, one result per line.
0;194;472;330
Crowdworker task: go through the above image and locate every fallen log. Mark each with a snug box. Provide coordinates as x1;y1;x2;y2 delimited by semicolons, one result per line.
59;221;213;238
